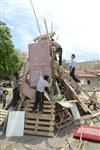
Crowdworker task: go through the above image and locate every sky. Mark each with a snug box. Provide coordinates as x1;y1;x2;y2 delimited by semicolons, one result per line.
0;0;100;61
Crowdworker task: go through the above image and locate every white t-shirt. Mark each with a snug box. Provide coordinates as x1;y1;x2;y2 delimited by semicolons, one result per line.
37;76;49;93
69;59;76;69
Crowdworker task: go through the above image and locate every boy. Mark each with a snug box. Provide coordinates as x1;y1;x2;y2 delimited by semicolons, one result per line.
2;90;7;108
51;39;63;66
32;75;50;112
69;54;80;83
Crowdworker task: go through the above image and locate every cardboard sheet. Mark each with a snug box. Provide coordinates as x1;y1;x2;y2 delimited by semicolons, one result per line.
29;41;52;87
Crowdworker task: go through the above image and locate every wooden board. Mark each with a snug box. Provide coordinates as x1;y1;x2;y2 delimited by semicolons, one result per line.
63;80;92;114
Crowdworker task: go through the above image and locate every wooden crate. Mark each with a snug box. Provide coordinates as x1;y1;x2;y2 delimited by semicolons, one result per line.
0;109;8;127
24;99;55;137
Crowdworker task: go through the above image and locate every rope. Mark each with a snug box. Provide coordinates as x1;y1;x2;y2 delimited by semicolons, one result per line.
29;0;41;36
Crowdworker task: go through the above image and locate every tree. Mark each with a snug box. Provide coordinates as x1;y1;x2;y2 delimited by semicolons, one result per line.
0;21;24;78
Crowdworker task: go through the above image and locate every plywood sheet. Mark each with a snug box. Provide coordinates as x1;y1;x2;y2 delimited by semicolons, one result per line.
29;41;52;87
22;81;35;99
6;111;25;137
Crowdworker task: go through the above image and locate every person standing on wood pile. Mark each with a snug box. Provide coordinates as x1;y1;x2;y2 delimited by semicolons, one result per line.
11;72;20;106
88;90;98;110
32;75;50;113
51;38;63;66
69;54;80;83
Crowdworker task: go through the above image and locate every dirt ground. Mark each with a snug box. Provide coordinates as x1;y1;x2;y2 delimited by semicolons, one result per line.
0;117;100;150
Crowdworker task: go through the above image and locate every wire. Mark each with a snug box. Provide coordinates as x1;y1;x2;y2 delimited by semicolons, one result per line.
29;0;41;36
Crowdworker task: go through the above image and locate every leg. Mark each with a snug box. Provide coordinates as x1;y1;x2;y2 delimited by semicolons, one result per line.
94;103;97;110
58;48;62;66
2;101;6;108
39;92;44;112
88;101;93;108
32;91;40;111
70;68;80;83
11;88;16;106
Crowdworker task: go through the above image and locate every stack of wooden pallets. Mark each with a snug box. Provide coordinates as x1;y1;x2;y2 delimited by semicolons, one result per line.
23;99;55;137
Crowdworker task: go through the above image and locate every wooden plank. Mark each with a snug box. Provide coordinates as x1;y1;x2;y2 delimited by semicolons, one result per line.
66;83;92;114
26;101;54;106
26;99;53;104
26;113;55;120
0;114;7;118
0;117;6;121
0;111;8;115
25;108;55;113
0;109;8;112
90;111;100;118
24;129;53;137
25;125;54;131
25;119;54;125
26;103;55;109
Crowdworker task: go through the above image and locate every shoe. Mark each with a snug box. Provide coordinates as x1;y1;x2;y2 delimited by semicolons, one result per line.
39;110;43;113
32;109;37;113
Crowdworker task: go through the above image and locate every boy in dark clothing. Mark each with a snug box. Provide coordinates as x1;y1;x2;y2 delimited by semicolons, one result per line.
2;90;7;108
11;72;20;106
51;39;63;66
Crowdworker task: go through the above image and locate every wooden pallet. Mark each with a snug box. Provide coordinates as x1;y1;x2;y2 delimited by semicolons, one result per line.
55;103;73;129
24;99;55;137
0;109;8;127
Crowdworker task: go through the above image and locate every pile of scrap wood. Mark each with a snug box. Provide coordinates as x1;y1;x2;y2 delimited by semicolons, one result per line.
3;32;99;137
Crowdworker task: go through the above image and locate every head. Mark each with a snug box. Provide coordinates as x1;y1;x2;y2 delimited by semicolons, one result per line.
51;38;54;41
43;75;49;81
71;54;75;59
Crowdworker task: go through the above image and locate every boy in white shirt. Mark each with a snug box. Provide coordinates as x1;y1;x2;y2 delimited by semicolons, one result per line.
32;75;50;112
69;54;80;83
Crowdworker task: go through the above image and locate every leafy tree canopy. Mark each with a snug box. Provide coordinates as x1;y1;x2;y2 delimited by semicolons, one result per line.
0;21;24;78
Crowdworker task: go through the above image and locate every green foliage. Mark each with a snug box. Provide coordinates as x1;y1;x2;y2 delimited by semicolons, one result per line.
0;21;24;78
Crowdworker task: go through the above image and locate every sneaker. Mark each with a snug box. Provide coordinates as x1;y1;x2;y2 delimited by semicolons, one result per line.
39;110;43;113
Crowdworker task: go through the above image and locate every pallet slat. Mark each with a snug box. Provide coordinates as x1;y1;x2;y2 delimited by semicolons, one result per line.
25;119;54;125
25;125;54;131
24;129;54;137
0;109;8;127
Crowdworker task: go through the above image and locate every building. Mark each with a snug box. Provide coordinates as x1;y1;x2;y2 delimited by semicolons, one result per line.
76;70;100;91
77;60;100;71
